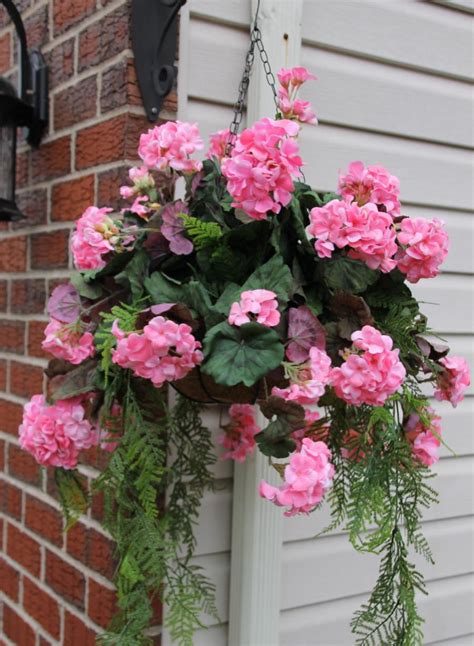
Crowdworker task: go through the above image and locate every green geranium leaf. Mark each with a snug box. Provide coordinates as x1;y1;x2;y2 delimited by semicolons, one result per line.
116;248;149;300
202;321;284;387
243;254;294;301
144;271;183;303
255;417;296;458
70;274;103;300
323;256;379;294
214;254;294;316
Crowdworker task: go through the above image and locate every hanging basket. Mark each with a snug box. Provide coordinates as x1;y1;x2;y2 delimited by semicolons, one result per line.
171;366;288;405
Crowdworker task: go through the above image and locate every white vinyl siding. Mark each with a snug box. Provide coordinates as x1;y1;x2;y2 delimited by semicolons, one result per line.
178;1;474;643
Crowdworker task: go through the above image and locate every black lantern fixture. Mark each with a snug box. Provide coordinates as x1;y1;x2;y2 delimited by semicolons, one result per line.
131;0;186;123
0;0;48;221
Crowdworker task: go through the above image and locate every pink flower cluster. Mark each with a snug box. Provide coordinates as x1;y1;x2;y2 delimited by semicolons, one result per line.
338;161;401;217
218;404;260;462
71;206;124;271
221;117;302;220
138;121;204;173
206;129;232;162
277;66;317;125
228;289;280;327
272;347;332;405
330;326;406;406
120;166;155;199
434;355;470;408
42;318;95;365
259;438;334;516
112;316;203;388
396;217;449;283
19;395;99;469
405;410;442;467
306;199;398;272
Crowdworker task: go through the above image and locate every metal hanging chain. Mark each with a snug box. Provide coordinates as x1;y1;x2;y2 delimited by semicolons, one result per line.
225;0;278;155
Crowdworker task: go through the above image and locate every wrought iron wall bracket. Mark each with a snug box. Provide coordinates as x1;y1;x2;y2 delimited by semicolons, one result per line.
131;0;186;123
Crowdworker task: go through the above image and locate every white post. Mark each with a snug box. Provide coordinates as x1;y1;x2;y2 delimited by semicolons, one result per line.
228;2;303;645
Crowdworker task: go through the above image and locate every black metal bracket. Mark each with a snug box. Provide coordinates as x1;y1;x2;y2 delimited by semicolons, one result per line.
0;0;48;147
131;0;186;123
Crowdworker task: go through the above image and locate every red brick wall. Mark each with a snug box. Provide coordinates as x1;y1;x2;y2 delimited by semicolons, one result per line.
0;1;177;642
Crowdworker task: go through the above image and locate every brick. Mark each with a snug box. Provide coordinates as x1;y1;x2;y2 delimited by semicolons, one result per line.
0;320;25;353
52;174;95;221
66;521;88;562
53;0;96;35
78;6;130;73
0;438;4;470
46;550;85;608
14;188;48;228
0;236;27;271
97;166;129;211
7;524;41;576
66;522;116;579
25;495;63;546
88;578;117;628
46;38;75;89
0;557;20;600
0;398;24;436
0;281;7;312
0;480;22;519
28;320;48;358
16;150;29;188
31;229;70;269
76;113;149;169
0;32;11;73
7;443;41;486
10;360;43;397
100;58;141;113
23;4;49;49
64;611;97;645
24;577;61;639
54;75;98;130
11;279;46;315
39;639;52;646
3;604;36;646
31;136;71;182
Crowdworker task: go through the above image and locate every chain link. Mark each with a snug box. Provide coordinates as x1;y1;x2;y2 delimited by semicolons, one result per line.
225;1;278;156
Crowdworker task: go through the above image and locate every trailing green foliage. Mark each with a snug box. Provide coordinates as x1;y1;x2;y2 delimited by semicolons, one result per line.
320;388;438;646
89;382;217;646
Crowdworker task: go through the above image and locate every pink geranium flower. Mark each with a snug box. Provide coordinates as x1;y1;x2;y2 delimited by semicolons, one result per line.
138;121;204;173
42;318;95;365
221;117;302;220
259;437;334;516
338;161;401;217
228;289;280;327
71;206;129;271
306;199;398;273
396;217;449;283
405;410;442;467
120;166;155;199
206;128;232;161
272;347;332;406
434;355;470;407
217;404;260;462
111;316;203;388
19;395;99;469
330;326;406;406
277;67;317;88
